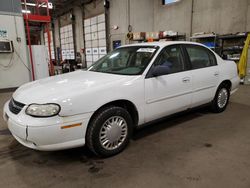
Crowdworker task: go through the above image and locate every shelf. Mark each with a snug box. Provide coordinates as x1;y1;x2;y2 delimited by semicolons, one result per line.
164;35;186;38
222;47;243;52
218;34;247;39
190;34;216;39
227;58;240;61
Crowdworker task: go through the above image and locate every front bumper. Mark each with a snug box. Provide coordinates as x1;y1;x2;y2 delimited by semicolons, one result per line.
3;100;93;151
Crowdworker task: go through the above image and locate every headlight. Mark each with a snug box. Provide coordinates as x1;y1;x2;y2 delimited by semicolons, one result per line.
26;104;61;117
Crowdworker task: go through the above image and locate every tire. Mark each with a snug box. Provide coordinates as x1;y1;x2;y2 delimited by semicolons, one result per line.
86;106;133;157
211;84;230;113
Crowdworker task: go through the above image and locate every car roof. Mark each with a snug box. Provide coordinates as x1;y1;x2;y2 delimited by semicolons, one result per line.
120;41;206;48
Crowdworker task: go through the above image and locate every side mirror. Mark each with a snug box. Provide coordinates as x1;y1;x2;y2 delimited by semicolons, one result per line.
152;65;170;77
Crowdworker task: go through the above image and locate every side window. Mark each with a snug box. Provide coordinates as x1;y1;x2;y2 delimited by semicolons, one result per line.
154;45;185;74
186;45;217;69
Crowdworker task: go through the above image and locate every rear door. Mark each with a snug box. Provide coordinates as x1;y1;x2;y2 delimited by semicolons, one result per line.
144;44;192;122
183;44;220;107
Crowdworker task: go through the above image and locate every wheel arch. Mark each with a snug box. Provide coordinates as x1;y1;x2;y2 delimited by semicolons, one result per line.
219;80;232;91
87;99;139;128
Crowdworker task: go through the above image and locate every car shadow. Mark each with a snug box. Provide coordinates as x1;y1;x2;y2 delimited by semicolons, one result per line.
1;106;211;169
133;106;211;140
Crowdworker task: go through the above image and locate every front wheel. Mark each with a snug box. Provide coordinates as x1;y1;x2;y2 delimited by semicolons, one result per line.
86;106;133;157
211;85;230;113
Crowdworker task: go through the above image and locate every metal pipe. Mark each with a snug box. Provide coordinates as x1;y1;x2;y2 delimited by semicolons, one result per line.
24;0;35;80
190;0;194;39
45;0;54;75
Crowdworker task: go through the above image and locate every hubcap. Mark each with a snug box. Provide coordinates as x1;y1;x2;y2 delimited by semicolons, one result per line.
99;116;128;150
217;88;228;108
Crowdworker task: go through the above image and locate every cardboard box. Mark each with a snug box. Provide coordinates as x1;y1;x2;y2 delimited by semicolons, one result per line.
133;32;145;40
146;32;159;40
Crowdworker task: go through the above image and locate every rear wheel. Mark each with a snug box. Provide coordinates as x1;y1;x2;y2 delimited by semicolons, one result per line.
86;106;133;157
211;84;230;113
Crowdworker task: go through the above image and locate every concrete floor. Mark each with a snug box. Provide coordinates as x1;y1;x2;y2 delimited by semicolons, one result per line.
0;86;250;188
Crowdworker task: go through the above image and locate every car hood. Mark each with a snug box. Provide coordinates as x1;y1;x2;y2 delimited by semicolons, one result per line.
13;70;132;104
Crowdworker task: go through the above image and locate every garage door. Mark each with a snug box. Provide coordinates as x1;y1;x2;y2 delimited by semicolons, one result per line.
60;24;75;60
44;31;55;60
84;14;107;68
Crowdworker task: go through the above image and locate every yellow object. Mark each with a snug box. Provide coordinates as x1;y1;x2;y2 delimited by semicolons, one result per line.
61;123;82;129
238;33;250;78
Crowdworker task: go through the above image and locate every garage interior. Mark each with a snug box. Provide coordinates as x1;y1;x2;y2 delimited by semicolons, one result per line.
1;0;250;187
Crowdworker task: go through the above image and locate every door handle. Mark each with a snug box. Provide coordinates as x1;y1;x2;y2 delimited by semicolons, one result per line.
182;77;191;83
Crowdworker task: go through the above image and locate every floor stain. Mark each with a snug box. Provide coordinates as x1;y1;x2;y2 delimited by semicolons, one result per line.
80;155;104;173
33;158;48;165
0;142;31;163
88;166;102;173
0;129;11;135
204;143;213;148
186;175;201;181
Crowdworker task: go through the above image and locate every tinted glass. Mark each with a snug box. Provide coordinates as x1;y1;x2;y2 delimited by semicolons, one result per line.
186;45;217;69
154;45;185;74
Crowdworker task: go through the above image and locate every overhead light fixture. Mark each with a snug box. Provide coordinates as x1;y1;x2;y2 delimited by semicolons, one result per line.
162;0;180;5
22;9;31;14
104;0;110;8
21;2;53;9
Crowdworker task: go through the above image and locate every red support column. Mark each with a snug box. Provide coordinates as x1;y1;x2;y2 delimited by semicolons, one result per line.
24;0;35;81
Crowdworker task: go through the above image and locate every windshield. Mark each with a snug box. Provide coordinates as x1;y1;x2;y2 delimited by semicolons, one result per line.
88;46;159;75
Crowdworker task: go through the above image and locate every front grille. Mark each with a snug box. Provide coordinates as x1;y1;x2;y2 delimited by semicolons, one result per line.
9;98;25;115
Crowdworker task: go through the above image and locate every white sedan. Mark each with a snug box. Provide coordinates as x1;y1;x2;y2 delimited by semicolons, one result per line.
3;42;239;157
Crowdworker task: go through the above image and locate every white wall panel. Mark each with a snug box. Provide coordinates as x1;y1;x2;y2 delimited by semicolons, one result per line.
93;55;99;61
84;26;91;34
97;22;105;31
86;55;93;61
92;40;98;47
98;39;106;47
91;24;97;32
85;33;91;41
99;54;105;59
90;17;97;25
92;48;99;54
91;32;98;40
84;18;91;26
98;31;106;39
97;14;105;23
85;41;92;48
87;62;92;67
86;48;92;54
99;47;107;54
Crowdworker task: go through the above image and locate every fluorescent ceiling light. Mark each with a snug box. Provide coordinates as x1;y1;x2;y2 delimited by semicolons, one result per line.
22;9;31;14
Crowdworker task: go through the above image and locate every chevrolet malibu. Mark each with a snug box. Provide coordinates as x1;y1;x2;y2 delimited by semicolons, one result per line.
3;42;239;157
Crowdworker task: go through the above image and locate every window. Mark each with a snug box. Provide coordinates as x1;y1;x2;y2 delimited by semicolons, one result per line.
185;45;217;69
153;45;185;75
88;46;159;75
162;0;180;5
